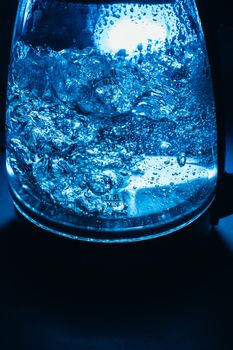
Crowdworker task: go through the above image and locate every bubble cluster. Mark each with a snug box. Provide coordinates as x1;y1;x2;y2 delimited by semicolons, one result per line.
7;2;217;219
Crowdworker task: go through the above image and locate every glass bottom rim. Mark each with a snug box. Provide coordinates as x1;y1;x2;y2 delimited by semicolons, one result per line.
11;187;216;243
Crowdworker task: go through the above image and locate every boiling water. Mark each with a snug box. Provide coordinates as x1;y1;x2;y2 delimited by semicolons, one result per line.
6;2;217;233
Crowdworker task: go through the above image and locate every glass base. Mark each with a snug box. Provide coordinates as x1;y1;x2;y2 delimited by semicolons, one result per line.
10;186;215;243
7;153;217;242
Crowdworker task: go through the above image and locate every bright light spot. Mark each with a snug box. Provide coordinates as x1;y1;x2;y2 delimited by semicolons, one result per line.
102;18;167;54
92;4;178;57
208;167;218;179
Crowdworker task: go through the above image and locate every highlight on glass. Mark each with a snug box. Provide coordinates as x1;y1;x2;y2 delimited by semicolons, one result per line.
6;0;217;242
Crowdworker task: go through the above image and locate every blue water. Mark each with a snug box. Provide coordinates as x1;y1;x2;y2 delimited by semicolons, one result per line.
6;2;217;229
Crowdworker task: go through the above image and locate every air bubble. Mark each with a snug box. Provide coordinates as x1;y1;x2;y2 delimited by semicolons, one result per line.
87;174;113;195
160;141;172;151
177;152;186;167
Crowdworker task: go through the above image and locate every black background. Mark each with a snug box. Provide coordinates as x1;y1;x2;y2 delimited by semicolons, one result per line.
0;1;233;350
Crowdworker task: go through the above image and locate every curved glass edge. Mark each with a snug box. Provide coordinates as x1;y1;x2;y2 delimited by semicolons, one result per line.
11;188;216;243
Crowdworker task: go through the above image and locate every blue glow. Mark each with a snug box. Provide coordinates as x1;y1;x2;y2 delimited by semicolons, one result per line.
6;0;218;239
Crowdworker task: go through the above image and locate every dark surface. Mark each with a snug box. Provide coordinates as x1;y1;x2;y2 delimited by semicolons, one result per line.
1;1;233;349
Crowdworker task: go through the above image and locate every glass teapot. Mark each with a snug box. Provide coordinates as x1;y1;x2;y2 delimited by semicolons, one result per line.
6;0;217;242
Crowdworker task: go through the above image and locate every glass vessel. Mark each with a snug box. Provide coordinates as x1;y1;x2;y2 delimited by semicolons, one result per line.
6;0;217;242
